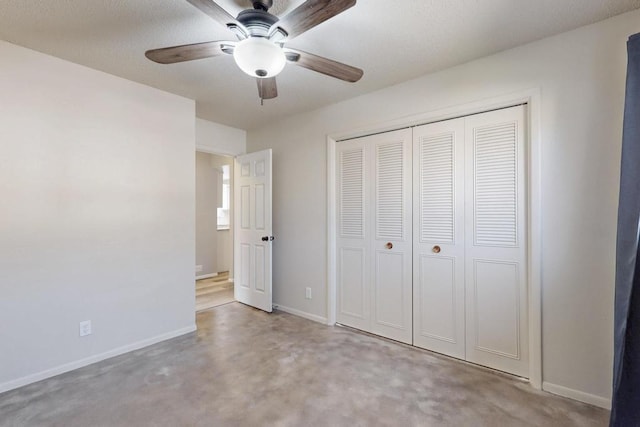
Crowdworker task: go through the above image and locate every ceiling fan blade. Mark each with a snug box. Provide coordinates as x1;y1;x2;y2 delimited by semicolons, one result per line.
185;0;238;27
145;41;234;64
276;0;356;39
257;77;278;100
284;48;363;82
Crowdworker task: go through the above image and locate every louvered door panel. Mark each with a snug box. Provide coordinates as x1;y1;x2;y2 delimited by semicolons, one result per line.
336;141;369;331
376;142;404;240
465;105;529;378
339;148;364;238
371;130;413;344
413;118;466;358
474;123;518;247
419;133;455;243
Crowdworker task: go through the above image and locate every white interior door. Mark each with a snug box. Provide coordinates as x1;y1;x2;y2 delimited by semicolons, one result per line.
413;118;466;358
234;149;273;313
464;106;529;377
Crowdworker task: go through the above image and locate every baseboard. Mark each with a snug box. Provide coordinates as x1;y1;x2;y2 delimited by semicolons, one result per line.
273;304;328;325
0;324;197;395
542;381;611;409
196;273;218;280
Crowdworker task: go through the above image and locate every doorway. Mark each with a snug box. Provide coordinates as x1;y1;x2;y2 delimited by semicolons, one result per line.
195;151;235;311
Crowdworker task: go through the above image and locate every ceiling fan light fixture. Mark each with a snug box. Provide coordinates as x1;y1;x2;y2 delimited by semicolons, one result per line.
233;37;286;78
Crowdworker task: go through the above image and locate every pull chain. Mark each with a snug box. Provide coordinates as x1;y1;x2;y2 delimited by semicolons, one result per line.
259;79;264;106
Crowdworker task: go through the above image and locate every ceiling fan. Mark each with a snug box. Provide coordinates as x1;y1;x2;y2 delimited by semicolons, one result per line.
145;0;363;103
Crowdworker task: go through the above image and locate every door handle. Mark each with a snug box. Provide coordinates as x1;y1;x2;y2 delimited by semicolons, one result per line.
432;245;441;254
385;242;393;250
261;236;275;242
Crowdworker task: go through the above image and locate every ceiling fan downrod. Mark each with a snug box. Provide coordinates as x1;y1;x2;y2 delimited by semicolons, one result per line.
252;0;273;12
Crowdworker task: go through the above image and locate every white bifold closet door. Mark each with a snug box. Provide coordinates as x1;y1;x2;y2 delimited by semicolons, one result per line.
463;107;529;377
336;128;413;344
413;105;528;377
412;117;467;359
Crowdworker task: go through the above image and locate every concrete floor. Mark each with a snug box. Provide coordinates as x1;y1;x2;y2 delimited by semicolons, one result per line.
0;303;608;426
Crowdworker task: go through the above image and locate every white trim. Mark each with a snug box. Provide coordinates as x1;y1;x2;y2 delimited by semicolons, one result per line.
329;90;534;141
542;382;611;409
327;137;337;327
326;88;543;390
526;89;543;390
196;273;218;280
195;144;240;157
0;325;197;394
273;304;329;325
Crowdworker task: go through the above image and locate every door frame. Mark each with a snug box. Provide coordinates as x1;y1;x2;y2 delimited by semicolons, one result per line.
195;147;236;284
326;88;542;390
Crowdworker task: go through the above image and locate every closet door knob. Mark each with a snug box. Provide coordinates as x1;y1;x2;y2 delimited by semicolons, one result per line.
432;245;441;254
385;242;393;250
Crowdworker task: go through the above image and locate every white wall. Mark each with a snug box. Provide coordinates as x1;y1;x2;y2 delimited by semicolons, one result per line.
196;118;246;156
195;152;219;277
0;41;196;391
217;228;232;274
210;154;234;275
247;10;640;406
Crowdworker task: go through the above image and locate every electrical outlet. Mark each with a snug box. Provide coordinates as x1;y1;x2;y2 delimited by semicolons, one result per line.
195;265;203;273
305;287;312;299
79;320;92;337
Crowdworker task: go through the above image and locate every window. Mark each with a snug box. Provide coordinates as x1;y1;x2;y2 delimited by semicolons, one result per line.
217;164;231;230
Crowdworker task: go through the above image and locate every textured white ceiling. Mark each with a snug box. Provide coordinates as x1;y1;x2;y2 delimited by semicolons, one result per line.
1;0;639;130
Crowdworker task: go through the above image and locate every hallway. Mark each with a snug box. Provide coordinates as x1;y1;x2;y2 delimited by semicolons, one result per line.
196;271;234;311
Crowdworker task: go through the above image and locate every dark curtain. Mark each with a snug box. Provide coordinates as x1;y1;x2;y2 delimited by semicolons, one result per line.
611;32;640;427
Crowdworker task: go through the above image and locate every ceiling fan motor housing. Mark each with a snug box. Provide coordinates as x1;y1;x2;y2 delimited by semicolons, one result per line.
237;8;279;37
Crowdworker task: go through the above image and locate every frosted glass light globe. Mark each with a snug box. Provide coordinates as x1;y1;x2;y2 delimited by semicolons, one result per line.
233;38;286;78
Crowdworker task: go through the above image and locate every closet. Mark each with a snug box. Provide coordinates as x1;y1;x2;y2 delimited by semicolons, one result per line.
336;105;529;378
